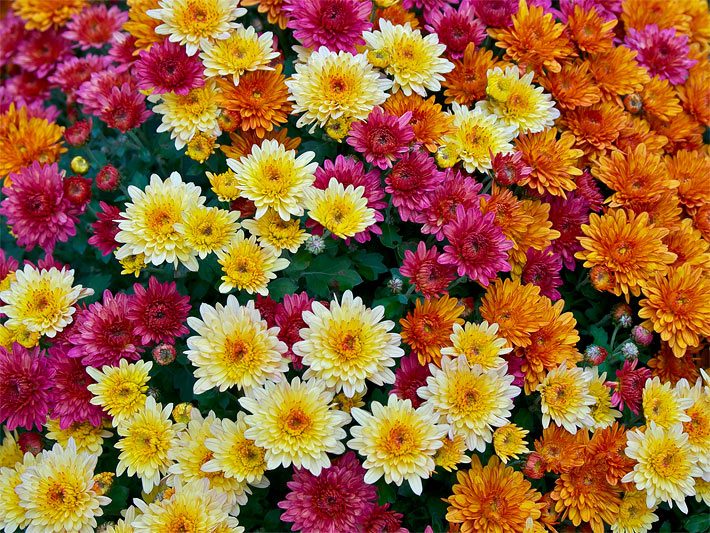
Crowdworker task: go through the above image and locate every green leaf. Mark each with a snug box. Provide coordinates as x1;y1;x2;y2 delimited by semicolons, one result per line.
589;324;609;348
684;514;710;533
376;480;397;504
301;255;362;298
103;484;129;515
352;252;387;281
379;223;402;248
268;277;298;301
513;408;535;432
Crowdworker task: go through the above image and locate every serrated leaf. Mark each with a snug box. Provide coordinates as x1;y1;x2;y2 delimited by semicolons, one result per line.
301;255;362;298
589;324;609;348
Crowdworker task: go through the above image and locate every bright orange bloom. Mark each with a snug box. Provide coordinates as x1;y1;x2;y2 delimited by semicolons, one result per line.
664;218;710;270
585;423;635;485
489;0;574;74
12;0;85;31
625;192;683;233
638;264;710;358
684;0;710;46
221;129;300;160
641;77;683;123
692;205;710;241
442;46;505;106
576;209;676;300
516;128;584;198
615;116;668;155
648;342;701;385
509;198;560;268
534;426;587;474
374;5;419;29
621;0;691;34
649;111;704;154
242;0;287;29
480;186;533;261
588;47;650;104
446;455;545;533
382;93;454;152
538;61;601;110
124;0;162;52
667;149;710;211
400;296;465;366
677;67;710;126
566;4;616;54
561;102;628;154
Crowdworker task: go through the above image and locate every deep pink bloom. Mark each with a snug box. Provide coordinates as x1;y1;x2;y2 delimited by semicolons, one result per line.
88;202;121;256
607;359;651;415
279;451;377;532
362;504;408;533
49;347;105;429
108;32;138;73
631;325;653;347
97;82;151;133
400;242;456;298
0;249;19;283
0;13;27;68
439;206;513;286
347;108;415;170
284;0;372;53
68;290;143;367
76;68;133;115
386;151;443;223
64;4;128;50
0;162;79;253
470;0;518;27
584;345;608;365
558;0;621;21
63;176;92;209
128;276;191;345
520;248;563;301
135;40;205;95
18;432;44;455
574;170;604;212
390;353;431;408
64;119;92;146
503;353;525;388
49;55;114;98
0;344;54;431
15;29;71;79
546;193;589;270
420;168;482;240
425;2;486;60
35;254;68;272
0;89;59;121
491;151;532;187
4;72;51;102
254;294;279;327
624;25;696;85
402;0;454;17
274;292;315;369
95;165;121;191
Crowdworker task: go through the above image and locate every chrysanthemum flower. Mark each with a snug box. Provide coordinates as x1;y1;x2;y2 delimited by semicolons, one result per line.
88;201;120;256
443;45;506;106
611;490;659;533
424;2;486;60
400;295;465;366
177;205;240;259
347;107;414;169
242;210;307;253
583;367;621;430
284;0;371;53
533;425;587;475
294;290;403;397
562;101;628;154
16;440;109;533
518;248;563;301
640;76;683;122
47;55;109;99
390;354;431;408
116;396;183;493
87;359;153;426
538;60;602;110
623;422;701;513
128;276;190;346
588;46;650;103
63;4;127;49
0;429;22;469
608;358;651;416
12;0;86;31
186;295;288;394
382;92;454;152
15;28;71;79
563;3;616;53
286;47;392;131
667;149;710;211
400;242;456;298
45;418;112;455
304;178;376;239
446;455;544;531
678;66;710;126
386;151;442;222
242;0;288;28
677;377;710;478
493;423;528;463
201;25;278;84
648;343;700;386
642;376;693;430
441;321;511;371
538;363;595;434
49;347;105;429
625;25;696;85
0;450;36;532
348;395;447;495
278;451;377;532
135;39;204;95
0;344;53;431
240;377;350;475
433;434;472;472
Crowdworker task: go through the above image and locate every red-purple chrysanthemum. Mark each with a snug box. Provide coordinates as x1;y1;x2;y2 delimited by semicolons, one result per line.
64;118;92;146
97;82;151;133
420;168;482;240
0;13;27;68
64;4;128;50
0;249;19;283
574;169;604;212
15;29;71;79
425;2;486;60
504;353;526;388
284;0;372;53
0;344;54;431
624;25;697;85
88;201;121;256
127;276;191;345
362;503;407;533
108;32;138;73
134;39;205;95
491;150;532;187
0;162;79;253
76;68;133;115
400;242;457;298
470;0;518;27
278;451;377;533
607;358;651;415
4;72;51;103
390;353;431;408
403;0;455;16
0;89;59;121
439;206;513;286
546;193;589;270
49;55;114;98
254;294;279;327
274;292;315;369
521;248;563;301
558;0;621;22
347;107;415;170
386;150;444;223
63;176;92;209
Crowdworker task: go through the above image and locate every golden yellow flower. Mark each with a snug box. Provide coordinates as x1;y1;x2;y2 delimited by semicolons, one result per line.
304;179;376;239
87;359;153;427
241;209;308;253
493;423;529;463
12;0;86;30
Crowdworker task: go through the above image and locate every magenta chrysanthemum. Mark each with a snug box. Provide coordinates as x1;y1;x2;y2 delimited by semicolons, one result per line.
0;13;26;68
425;3;486;60
108;32;138;73
88;201;121;256
97;83;150;133
546;193;589;270
63;4;128;50
403;0;455;16
347;107;415;170
624;24;697;85
48;55;114;98
15;29;71;79
400;242;456;298
520;248;563;301
127;276;191;345
134;39;205;95
385;151;443;223
274;292;315;369
420;169;482;240
0;249;19;284
491;151;532;187
439;206;513;286
76;68;132;115
607;358;651;415
361;503;406;533
390;353;431;408
470;0;518;27
278;451;377;533
0;343;54;431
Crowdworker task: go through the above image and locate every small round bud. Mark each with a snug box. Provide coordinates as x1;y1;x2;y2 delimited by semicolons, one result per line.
623;93;643;114
305;234;326;255
620;341;639;360
92;472;115;495
70;155;89;174
325;117;352;142
152;343;176;366
584;344;608;365
611;303;633;328
631;325;653;346
522;452;545;479
146;386;160;401
64;119;92;146
63;176;92;206
95;165;121;191
172;402;193;424
230;197;257;218
18;432;43;455
387;277;403;294
589;265;615;292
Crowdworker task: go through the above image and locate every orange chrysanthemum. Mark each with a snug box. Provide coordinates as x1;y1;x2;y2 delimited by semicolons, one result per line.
442;45;505;106
509;198;560;269
382;92;454;152
621;0;691;34
667;149;710;210
480;185;533;260
566;4;616;54
585;422;635;486
648;342;701;385
576;209;676;300
534;426;587;474
124;0;162;52
561;102;628;154
588;46;650;104
648;111;704;155
664;218;710;270
400;296;465;366
489;0;574;74
217;67;291;138
480;278;548;348
638;264;710;358
684;0;710;46
538;61;601;110
241;0;287;29
641;77;683;123
516;128;583;198
692;205;710;241
12;0;86;31
374;5;419;29
677;67;710;126
615;116;668;155
221;129;300;161
625;192;683;233
446;455;545;533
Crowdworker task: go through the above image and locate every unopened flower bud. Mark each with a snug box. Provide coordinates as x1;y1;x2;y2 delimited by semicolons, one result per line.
95;165;121;191
522;452;545;479
631;325;653;346
589;265;615;292
172;402;193;424
70;155;89;174
152;343;176;366
387;277;403;294
612;303;633;328
584;345;608;365
305;234;326;255
92;472;115;495
18;432;43;455
64;119;92;146
620;341;639;360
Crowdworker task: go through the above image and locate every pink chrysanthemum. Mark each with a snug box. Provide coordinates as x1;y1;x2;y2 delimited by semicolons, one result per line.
274;292;315;369
135;39;205;95
492;151;532;187
347;108;415;170
284;0;372;53
362;503;407;533
15;29;71;79
48;55;114;98
127;276;191;345
546;193;589;270
400;242;456;298
88;202;121;256
504;353;525;388
521;248;563;301
0;13;27;68
4;72;51;103
0;344;54;431
254;294;279;327
470;0;517;27
607;358;651;415
558;0;621;22
386;151;443;223
63;4;128;50
49;347;105;429
420;169;482;240
390;353;431;408
403;0;455;16
76;68;132;115
574;170;603;212
34;255;68;272
108;32;138;73
624;25;697;85
425;3;486;60
279;451;377;533
0;162;79;253
0;249;19;284
97;83;150;133
439;206;513;286
0;89;59;121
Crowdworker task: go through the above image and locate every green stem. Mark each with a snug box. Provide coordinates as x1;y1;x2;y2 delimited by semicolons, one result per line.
609;324;621;353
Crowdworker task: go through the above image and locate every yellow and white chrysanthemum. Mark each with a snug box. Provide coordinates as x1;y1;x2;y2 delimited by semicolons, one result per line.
0;322;41;349
439;103;516;173
174;205;240;259
642;376;693;429
0;429;22;469
611;490;659;533
87;359;153;427
150;81;222;149
148;0;246;56
115;172;206;271
418;356;519;452
100;506;139;533
227;139;317;220
434;434;471;472
239;377;351;475
116;396;184;494
493;423;529;464
696;479;710;506
441;321;511;371
16;440;110;533
537;363;595;434
676;377;710;478
293;290;404;397
0;452;36;532
216;230;290;295
201;25;278;84
583;367;621;430
241;209;308;253
622;422;701;513
186;295;288;394
203;412;269;486
207;170;241;202
286;47;392;131
481;66;559;134
363;20;453;96
304;178;376;239
0;265;92;338
45;419;112;455
348;395;448;495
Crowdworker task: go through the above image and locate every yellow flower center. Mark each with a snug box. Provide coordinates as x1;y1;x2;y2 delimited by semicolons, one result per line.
385;423;416;456
650;446;684;478
47;481;81;508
